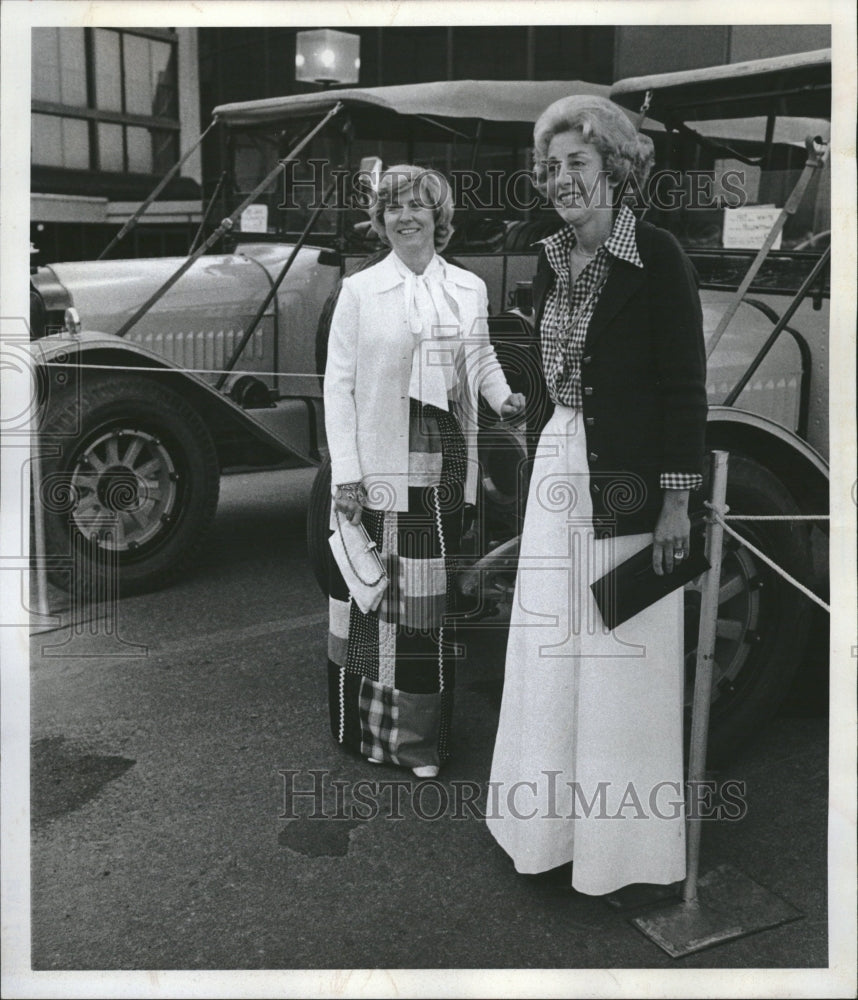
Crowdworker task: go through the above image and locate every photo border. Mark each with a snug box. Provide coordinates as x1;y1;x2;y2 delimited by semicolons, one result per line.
2;2;855;997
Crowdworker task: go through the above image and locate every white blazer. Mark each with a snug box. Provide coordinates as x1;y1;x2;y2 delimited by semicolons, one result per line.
324;252;512;512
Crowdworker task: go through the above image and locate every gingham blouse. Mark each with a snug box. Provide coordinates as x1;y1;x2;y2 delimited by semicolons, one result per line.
539;205;702;491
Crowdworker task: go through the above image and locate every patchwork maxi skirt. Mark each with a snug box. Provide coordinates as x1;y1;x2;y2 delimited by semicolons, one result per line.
486;404;687;896
327;399;466;768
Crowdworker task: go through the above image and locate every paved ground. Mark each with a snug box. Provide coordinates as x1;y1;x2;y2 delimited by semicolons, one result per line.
27;469;831;973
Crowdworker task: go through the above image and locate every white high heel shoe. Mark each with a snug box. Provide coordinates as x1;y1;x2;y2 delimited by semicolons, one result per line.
412;765;440;778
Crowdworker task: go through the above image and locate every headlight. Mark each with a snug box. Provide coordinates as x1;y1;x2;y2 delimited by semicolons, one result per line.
64;307;81;335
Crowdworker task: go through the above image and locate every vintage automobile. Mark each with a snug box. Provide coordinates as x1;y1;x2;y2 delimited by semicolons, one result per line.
30;53;831;763
613;50;831;763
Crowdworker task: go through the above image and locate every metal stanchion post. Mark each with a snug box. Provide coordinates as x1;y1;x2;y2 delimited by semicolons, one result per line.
30;442;55;628
683;449;729;903
632;450;802;957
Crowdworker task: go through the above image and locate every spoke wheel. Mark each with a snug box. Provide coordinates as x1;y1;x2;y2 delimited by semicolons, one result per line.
684;453;814;766
41;375;220;595
70;429;179;551
684;535;763;708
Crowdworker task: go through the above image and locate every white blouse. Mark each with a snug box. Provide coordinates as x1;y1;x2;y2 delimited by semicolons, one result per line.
324;252;512;511
391;250;465;411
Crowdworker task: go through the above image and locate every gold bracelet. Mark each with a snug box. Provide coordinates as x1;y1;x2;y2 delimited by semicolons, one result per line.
337;482;364;503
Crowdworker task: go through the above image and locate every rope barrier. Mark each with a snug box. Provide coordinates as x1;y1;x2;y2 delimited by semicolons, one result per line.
40;360;321;380
704;501;830;613
723;514;829;521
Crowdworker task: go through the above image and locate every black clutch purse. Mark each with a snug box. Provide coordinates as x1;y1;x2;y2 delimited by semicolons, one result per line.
590;526;710;630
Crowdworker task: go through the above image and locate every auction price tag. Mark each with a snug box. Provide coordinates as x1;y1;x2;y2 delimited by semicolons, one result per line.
240;204;269;233
722;205;782;250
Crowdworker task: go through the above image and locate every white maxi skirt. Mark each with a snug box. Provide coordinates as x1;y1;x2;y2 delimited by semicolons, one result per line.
486;404;686;896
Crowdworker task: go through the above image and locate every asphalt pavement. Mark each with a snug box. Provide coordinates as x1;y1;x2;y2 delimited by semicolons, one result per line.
28;468;829;972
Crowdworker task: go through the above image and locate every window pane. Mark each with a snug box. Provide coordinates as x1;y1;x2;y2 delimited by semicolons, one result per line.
94;29;122;111
32;27;86;106
31;112;62;165
121;35;178;119
124;34;153;117
32;114;89;168
59;28;87;105
98;122;124;171
126;126;151;173
61;118;90;169
149;40;178;118
32;28;61;102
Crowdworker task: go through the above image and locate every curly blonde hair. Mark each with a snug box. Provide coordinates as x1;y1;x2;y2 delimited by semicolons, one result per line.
532;95;654;198
368;164;455;251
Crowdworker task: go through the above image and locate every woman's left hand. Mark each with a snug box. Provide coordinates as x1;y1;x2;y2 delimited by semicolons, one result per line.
653;490;691;576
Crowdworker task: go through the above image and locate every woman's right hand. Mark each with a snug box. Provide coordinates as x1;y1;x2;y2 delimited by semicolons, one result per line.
334;482;365;525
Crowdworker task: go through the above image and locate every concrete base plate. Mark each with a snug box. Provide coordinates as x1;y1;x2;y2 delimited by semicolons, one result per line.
631;863;802;958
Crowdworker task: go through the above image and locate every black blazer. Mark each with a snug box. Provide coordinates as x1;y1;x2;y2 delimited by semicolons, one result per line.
522;219;708;537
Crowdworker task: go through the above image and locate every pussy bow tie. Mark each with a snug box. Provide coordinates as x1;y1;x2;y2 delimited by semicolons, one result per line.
402;265;461;411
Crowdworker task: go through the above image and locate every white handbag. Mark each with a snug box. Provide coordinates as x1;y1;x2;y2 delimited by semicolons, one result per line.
329;510;389;614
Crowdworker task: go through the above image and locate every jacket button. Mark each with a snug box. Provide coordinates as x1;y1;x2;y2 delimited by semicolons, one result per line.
585;417;595;427
583;386;594;396
589;452;599;462
582;355;592;365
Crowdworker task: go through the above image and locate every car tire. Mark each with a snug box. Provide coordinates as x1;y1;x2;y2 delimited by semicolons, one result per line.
38;374;220;596
307;448;813;766
686;453;814;766
307;454;332;595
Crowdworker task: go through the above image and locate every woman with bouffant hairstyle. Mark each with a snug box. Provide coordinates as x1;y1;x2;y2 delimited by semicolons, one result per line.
324;164;524;778
531;94;655;193
487;96;707;895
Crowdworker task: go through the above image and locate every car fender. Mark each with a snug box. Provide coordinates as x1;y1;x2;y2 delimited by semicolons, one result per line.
30;330;314;468
706;404;828;518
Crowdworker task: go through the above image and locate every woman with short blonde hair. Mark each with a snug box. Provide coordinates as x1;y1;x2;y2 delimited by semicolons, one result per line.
324;164;524;779
368;164;456;251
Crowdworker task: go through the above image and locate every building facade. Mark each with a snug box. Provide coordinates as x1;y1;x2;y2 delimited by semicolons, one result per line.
31;23;830;265
30;26;202;265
